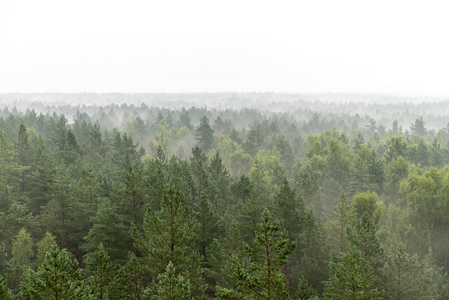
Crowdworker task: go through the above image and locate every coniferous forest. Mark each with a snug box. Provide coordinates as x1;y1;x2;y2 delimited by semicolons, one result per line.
2;94;449;299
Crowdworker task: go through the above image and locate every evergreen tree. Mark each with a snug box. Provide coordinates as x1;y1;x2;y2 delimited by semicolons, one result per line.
271;177;303;240
84;243;118;299
28;135;55;214
208;150;231;213
82;198;128;262
327;192;355;253
146;261;192;300
190;146;210;205
195;115;214;153
0;275;12;300
11;228;34;292
36;232;57;265
385;243;438;300
410;116;427;136
296;277;318;300
218;210;296;299
193;197;224;259
15;123;31;194
20;243;92;299
133;186;206;298
323;246;383;300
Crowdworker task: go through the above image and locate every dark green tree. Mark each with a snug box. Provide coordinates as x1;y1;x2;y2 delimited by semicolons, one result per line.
195;115;214;153
217;210;296;299
84;243;119;299
20;243;91;300
323;246;383;300
145;261;192;300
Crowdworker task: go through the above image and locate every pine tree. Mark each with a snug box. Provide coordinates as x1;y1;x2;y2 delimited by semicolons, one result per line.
190;146;210;205
146;261;192;300
41;165;73;248
195;115;214;153
84;243;118;299
296;277;318;300
133;185;207;299
193;197;224;259
0;275;12;300
15;122;31;194
327;192;355;253
271;177;303;240
347;211;383;263
82;198;128;262
218;210;296;299
208;150;230;213
28;135;55;214
20;243;92;299
36;232;57;265
11;228;34;292
323;246;383;300
384;243;437;300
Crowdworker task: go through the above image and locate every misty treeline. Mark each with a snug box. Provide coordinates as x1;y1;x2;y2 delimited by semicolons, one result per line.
1;97;449;299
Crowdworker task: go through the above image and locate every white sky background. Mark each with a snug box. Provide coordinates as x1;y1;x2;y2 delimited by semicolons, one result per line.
0;0;449;95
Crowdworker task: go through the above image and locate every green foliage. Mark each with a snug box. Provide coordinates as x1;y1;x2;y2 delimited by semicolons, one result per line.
327;192;355;253
20;243;92;299
218;210;295;300
323;246;383;300
196;115;215;153
146;261;192;300
84;243;119;299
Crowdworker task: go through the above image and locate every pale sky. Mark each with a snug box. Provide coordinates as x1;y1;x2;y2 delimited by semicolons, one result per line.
0;0;449;95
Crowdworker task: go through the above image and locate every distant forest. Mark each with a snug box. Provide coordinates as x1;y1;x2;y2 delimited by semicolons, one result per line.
1;93;449;299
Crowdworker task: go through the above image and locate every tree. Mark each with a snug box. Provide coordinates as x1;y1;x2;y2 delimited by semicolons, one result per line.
84;243;119;299
347;211;383;263
385;243;439;300
20;243;91;299
217;210;296;299
36;232;57;265
82;198;128;262
0;131;24;209
208;150;230;213
323;246;383;300
146;261;192;300
133;186;206;298
410;116;427;136
195;115;214;153
328;192;355;253
193;196;224;259
15;123;31;194
271;177;303;240
0;275;12;300
12;228;34;292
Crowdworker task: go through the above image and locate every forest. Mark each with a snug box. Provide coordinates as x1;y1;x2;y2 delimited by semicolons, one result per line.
1;93;449;299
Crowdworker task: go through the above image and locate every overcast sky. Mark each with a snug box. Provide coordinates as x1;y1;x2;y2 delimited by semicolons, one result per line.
0;0;448;95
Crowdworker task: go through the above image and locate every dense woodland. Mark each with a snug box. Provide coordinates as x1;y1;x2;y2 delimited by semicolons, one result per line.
1;94;449;299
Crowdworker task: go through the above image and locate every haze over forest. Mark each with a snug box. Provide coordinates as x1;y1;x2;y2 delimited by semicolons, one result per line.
2;0;449;298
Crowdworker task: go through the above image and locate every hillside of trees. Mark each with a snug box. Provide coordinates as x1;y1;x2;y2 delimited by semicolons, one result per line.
1;94;449;299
